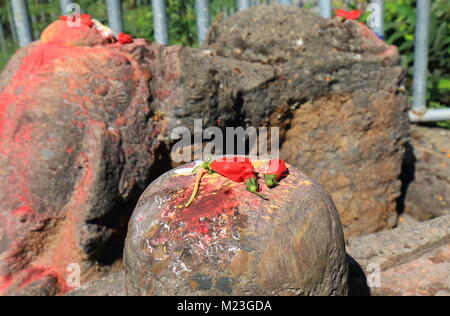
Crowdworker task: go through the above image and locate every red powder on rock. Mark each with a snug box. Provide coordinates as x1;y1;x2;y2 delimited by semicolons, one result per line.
0;15;128;295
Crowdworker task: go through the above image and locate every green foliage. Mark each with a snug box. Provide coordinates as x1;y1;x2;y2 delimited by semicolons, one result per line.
0;39;16;71
429;102;450;128
0;0;235;48
384;0;450;127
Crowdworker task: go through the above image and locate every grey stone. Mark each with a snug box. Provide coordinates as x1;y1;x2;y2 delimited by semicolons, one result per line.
347;215;450;271
0;4;410;295
370;245;450;296
204;4;409;237
124;160;348;296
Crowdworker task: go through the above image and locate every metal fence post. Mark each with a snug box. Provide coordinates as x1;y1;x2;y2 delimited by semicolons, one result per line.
152;0;169;45
278;0;291;5
370;0;384;38
59;0;73;14
318;0;332;18
10;0;33;47
106;0;124;36
196;0;211;45
238;0;251;11
409;0;450;122
411;0;430;115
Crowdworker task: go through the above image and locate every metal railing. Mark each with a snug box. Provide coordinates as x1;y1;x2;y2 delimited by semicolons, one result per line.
106;0;124;35
7;0;450;122
409;0;450;122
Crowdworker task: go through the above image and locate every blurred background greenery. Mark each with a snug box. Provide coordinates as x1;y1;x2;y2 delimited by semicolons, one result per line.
384;0;450;128
0;0;449;127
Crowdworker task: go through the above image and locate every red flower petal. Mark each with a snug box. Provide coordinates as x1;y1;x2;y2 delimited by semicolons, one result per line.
210;158;255;183
336;9;349;18
118;32;134;44
347;10;362;20
266;159;287;180
335;9;361;20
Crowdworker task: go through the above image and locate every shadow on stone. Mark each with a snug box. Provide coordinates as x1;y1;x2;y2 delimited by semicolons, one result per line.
396;142;416;216
83;142;173;266
347;254;371;296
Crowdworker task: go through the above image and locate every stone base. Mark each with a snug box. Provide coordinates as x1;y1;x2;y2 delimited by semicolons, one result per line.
124;160;348;296
347;215;450;296
67;215;450;296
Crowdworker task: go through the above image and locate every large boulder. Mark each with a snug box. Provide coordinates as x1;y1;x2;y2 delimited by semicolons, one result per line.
347;215;450;296
201;5;410;237
124;160;348;296
0;18;167;295
82;5;410;239
400;125;450;220
139;5;409;237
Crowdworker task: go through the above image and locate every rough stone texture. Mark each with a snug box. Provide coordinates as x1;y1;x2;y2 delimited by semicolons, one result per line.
201;5;410;237
0;5;410;295
67;216;450;297
397;213;419;227
347;215;450;296
0;20;167;295
124;160;348;296
66;271;126;296
401;125;450;220
370;245;449;296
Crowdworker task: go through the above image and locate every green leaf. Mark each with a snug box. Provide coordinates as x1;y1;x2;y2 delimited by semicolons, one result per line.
404;33;414;41
438;78;450;90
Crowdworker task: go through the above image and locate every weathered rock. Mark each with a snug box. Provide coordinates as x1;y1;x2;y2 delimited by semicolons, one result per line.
202;5;409;237
0;19;168;295
347;215;450;296
124;160;348;296
400;125;450;220
347;214;450;271
68;217;450;297
0;4;410;295
371;245;450;296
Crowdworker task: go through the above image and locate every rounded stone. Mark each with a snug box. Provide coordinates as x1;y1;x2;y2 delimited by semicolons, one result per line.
124;160;348;296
